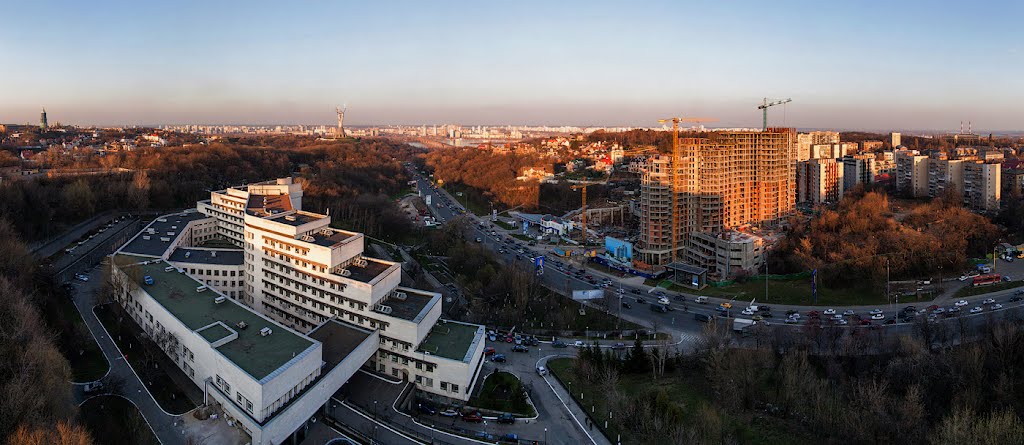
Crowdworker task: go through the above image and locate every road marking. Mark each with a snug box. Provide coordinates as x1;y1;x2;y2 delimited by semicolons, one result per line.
539;373;598;445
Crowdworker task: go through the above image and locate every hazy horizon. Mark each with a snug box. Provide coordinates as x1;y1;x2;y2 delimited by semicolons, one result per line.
2;1;1022;131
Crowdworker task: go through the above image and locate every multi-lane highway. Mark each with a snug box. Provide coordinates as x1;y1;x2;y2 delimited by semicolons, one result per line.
406;165;1024;338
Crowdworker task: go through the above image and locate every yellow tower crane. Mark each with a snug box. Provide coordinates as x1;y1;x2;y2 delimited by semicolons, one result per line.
657;116;717;262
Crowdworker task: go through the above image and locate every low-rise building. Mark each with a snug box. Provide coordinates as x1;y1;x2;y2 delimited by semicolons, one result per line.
683;231;765;279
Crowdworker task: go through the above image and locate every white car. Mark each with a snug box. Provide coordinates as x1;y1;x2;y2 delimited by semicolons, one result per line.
983;298;996;305
842;310;855;316
955;300;968;307
869;309;883;315
741;308;755;316
823;308;836;315
970;307;983;314
573;340;585;348
992;304;1004;310
959;275;969;281
836;318;848;325
536;366;548;376
658;297;670;305
871;313;884;320
832;314;843;320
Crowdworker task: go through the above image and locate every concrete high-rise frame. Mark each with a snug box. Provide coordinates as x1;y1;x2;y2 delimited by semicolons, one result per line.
637;129;796;266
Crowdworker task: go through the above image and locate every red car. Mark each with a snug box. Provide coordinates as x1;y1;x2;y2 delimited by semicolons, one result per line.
927;305;939;311
505;336;514;343
484;347;496;356
462;411;483;423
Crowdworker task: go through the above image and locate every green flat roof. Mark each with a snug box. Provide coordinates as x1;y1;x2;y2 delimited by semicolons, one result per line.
117;255;315;381
416;321;482;362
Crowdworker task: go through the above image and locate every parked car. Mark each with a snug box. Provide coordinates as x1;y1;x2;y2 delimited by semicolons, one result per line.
611;342;626;350
417;403;438;415
497;413;516;424
82;381;104;395
573;340;585;348
552;340;567;348
462;412;484;423
440;408;460;417
483;347;496;356
512;345;528;353
501;434;520;442
491;354;507;363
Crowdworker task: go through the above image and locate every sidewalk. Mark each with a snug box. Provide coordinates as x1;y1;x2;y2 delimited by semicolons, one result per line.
538;358;613;445
71;265;191;445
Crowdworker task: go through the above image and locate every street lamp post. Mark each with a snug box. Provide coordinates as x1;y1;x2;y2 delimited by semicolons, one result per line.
544;427;548;445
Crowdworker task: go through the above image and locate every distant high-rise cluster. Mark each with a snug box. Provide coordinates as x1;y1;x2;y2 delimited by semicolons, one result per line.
896;150;1002;213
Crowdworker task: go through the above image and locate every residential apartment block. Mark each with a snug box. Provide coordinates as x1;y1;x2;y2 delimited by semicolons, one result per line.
637;129;795;275
895;154;1002;213
797;158;844;205
842;154;876;191
796;131;840;161
111;178;485;445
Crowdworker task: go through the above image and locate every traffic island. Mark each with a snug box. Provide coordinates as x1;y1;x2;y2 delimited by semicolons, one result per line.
467;370;537;417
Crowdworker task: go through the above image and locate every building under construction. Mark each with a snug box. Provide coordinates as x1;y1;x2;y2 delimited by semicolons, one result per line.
636;129;797;274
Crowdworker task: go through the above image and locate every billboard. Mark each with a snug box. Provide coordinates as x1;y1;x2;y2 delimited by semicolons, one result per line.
572;289;604;300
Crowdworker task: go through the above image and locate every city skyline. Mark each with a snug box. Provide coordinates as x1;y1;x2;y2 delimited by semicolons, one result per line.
2;0;1022;130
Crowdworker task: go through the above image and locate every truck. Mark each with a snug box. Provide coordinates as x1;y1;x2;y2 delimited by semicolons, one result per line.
425;195;432;206
733;318;755;332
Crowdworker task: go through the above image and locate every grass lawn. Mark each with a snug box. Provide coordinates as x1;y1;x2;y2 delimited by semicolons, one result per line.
468;371;536;416
547;358;807;445
494;220;515;231
954;281;1024;298
80;395;159;445
691;279;889;306
95;304;200;415
40;288;108;382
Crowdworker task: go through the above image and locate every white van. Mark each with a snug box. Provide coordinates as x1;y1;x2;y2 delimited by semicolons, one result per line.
695;296;709;304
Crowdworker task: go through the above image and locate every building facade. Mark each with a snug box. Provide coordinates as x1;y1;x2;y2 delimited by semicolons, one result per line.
896;152;929;197
112;178;486;445
637;129;795;271
797;158;844;205
842;154;876;191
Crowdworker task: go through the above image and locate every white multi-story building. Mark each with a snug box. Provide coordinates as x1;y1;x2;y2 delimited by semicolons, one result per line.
797;158;844;205
112;178;486;445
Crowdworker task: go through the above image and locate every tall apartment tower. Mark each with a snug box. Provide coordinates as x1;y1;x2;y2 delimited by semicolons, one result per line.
891;132;901;147
895;152;929;197
40;107;47;132
842;154;876;191
797;158;844;205
637;129;796;266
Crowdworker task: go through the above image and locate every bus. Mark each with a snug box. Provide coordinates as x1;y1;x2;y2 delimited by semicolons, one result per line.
972;274;1002;287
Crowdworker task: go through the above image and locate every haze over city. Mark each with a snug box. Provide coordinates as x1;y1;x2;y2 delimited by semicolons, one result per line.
2;0;1022;130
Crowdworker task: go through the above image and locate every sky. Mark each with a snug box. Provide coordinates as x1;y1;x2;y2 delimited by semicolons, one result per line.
1;0;1022;131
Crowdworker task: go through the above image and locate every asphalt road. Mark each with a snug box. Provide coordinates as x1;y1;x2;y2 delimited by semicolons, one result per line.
408;166;1024;339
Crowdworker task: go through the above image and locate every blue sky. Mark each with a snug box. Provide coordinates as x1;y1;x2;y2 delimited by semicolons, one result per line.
1;0;1021;130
